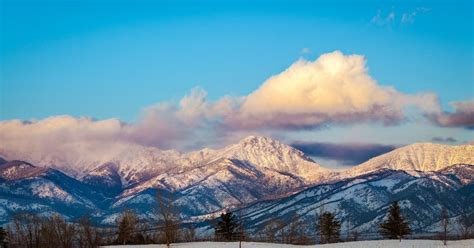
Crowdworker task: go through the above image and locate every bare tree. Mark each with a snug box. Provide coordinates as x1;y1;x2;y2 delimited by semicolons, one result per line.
295;220;311;245
236;217;245;248
8;212;43;248
261;219;284;243
116;209;138;245
156;190;180;247
0;227;8;248
457;211;473;239
345;212;359;241
40;214;76;248
346;214;351;241
439;207;449;245
137;222;155;244
315;200;326;244
286;213;302;244
78;214;102;248
182;224;196;242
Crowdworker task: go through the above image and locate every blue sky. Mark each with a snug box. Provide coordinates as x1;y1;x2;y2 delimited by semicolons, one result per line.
2;0;472;120
0;0;473;167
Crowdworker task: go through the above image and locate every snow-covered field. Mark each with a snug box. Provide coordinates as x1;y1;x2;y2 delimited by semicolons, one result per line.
104;239;474;248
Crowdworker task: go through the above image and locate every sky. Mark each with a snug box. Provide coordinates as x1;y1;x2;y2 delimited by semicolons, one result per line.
1;0;473;168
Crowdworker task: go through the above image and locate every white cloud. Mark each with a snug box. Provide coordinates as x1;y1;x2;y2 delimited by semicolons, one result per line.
401;7;431;24
371;9;396;26
426;99;474;129
0;51;452;155
225;51;439;129
371;7;430;26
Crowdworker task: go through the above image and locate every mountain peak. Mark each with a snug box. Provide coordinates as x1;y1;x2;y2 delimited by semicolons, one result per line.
0;160;48;180
212;135;330;182
343;142;474;177
233;135;300;155
238;135;275;145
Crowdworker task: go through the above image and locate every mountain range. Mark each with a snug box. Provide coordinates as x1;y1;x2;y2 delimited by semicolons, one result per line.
0;136;472;236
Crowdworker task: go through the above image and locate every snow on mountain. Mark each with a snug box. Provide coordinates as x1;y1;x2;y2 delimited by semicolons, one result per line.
2;137;472;190
121;136;330;192
100;136;333;222
205;166;473;236
0;136;333;224
81;162;123;193
0;159;113;223
0;137;473;227
0;136;329;188
341;143;474;178
0;141;183;183
438;164;474;185
0;160;47;180
0;136;331;202
207;136;331;182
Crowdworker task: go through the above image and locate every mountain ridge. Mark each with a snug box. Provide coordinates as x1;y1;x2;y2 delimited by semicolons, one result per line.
2;136;472;182
340;142;474;179
0;136;473;226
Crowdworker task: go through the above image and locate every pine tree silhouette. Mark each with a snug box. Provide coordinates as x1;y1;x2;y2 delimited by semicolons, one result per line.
316;211;341;243
215;211;239;241
379;201;411;240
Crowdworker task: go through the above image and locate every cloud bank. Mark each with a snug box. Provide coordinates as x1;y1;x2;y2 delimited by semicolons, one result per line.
291;141;398;165
431;136;457;143
0;51;465;154
426;99;474;129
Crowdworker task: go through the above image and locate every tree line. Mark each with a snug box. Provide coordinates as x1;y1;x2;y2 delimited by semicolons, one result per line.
0;199;472;248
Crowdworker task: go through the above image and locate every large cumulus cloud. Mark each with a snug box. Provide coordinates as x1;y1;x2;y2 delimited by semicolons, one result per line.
0;51;466;154
225;51;439;129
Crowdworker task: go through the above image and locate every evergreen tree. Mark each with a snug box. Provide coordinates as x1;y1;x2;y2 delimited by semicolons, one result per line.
214;211;239;241
316;211;341;243
379;201;411;240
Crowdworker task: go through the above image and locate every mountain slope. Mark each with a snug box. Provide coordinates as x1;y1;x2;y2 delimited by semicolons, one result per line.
0;138;473;227
0;136;332;224
341;143;474;178
100;136;332;222
0;159;112;224
0;160;48;180
0;136;330;187
204;165;473;237
0;141;183;185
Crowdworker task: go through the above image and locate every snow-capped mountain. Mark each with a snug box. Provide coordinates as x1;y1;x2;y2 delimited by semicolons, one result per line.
0;136;330;188
201;164;473;237
341;143;474;179
0;141;183;183
97;136;333;221
0;136;332;224
2;137;472;189
204;136;331;182
117;136;330;193
0;160;112;223
0;160;47;181
0;137;472;230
